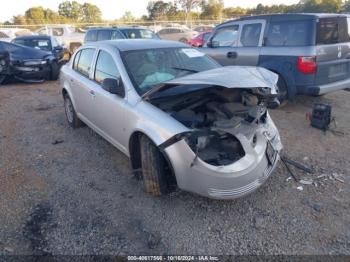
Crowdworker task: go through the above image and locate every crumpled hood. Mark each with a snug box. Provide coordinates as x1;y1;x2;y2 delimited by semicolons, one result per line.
165;66;278;94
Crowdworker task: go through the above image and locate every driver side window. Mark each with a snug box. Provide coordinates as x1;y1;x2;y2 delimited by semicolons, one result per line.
94;50;120;84
211;25;239;47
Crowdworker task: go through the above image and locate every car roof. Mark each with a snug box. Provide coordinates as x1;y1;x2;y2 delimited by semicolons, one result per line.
221;13;350;25
14;35;51;40
83;39;188;52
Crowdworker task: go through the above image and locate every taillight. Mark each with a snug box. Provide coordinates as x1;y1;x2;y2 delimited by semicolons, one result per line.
297;56;317;74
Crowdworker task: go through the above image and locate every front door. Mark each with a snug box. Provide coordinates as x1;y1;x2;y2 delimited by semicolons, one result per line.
88;49;127;152
203;24;240;66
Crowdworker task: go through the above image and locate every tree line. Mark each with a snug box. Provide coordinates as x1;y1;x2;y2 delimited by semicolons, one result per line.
146;0;350;22
2;0;350;25
3;1;102;25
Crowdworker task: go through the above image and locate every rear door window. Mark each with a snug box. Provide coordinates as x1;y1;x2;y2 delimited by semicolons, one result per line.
211;25;239;47
97;30;111;41
266;20;312;46
111;30;124;40
76;48;95;77
86;30;98;42
316;18;339;45
240;23;262;47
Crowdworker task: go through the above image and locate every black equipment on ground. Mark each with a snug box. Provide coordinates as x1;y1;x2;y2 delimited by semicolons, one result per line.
310;103;332;131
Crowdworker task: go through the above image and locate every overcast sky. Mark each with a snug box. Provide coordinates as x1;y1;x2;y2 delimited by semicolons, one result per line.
0;0;300;22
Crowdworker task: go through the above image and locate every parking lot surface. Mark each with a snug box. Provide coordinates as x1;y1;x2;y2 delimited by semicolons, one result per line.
0;81;349;255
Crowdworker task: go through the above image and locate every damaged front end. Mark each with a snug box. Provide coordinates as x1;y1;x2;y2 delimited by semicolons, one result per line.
155;86;282;168
145;66;283;198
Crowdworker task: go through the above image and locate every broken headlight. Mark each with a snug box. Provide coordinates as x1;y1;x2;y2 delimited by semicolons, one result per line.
185;130;245;166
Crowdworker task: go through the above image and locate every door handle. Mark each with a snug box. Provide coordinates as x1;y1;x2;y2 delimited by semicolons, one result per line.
227;51;238;59
89;90;95;97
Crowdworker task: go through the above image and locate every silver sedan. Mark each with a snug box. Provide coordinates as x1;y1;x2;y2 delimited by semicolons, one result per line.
60;39;282;199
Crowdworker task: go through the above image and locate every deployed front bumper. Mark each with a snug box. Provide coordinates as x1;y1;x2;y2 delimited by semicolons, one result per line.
164;115;282;199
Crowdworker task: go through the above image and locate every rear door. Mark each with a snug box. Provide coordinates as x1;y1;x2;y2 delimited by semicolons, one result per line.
70;48;96;122
235;20;265;65
203;23;240;66
315;17;350;85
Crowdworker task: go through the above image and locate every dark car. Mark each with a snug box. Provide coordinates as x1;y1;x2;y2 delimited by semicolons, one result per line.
0;41;60;84
0;50;10;84
203;13;350;103
12;35;66;63
84;27;159;43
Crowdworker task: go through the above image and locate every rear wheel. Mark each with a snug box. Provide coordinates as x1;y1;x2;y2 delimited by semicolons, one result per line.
276;75;288;107
140;135;169;196
64;94;83;128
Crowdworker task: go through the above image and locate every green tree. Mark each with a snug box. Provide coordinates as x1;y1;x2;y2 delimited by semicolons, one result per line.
25;7;46;24
81;3;102;23
121;11;135;22
13;15;27;25
200;0;224;20
299;0;342;13
147;1;176;20
177;0;201;24
58;1;82;21
223;7;246;18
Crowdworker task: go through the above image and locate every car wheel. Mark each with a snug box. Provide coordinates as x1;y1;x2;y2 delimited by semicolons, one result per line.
0;75;6;85
50;61;60;80
179;38;187;43
140;135;169;196
277;75;288;107
64;94;83;128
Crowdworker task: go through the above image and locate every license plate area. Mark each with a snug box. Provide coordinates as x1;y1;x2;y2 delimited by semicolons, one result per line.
329;63;347;78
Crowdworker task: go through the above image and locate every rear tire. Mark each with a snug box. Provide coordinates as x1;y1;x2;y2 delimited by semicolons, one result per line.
140;135;169;196
64;94;83;128
276;75;288;107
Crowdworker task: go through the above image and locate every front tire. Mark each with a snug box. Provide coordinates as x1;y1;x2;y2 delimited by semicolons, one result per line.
50;61;60;80
277;75;288;107
0;75;6;85
64;95;83;128
140;135;169;196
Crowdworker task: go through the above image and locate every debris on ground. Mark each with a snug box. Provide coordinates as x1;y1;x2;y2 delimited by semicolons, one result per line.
51;140;64;145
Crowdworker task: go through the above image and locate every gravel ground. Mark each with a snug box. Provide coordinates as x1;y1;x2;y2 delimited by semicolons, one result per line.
0;81;349;255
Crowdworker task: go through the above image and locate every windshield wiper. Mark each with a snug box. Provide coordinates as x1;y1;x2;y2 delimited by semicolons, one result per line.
171;67;199;73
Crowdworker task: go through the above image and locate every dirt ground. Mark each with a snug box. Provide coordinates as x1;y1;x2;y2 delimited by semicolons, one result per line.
0;81;349;255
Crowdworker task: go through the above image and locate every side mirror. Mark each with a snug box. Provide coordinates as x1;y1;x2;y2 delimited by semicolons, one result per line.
102;78;125;97
54;46;64;52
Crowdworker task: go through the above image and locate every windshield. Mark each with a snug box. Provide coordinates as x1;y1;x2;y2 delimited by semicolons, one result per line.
120;29;159;39
122;47;219;95
13;39;52;51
